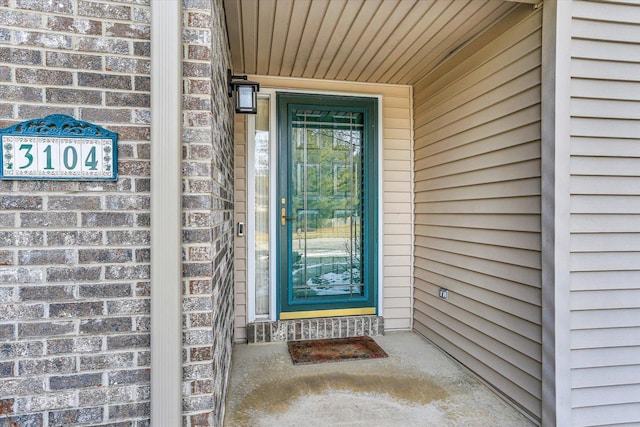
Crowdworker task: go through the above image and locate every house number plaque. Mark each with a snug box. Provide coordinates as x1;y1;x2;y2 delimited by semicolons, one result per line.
1;114;118;181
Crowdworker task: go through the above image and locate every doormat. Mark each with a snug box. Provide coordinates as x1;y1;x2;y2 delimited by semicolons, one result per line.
287;336;388;365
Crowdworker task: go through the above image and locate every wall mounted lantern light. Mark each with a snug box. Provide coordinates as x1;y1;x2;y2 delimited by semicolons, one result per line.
228;69;260;114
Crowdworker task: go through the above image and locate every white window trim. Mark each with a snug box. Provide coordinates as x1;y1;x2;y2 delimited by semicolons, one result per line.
246;90;278;322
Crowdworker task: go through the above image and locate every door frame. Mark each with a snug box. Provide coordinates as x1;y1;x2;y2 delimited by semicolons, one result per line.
246;88;384;323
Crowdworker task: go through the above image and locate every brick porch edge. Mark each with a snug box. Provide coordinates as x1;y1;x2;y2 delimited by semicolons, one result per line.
246;316;384;344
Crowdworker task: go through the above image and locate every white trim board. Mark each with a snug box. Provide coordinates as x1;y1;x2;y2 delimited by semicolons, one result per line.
541;0;572;425
150;1;182;425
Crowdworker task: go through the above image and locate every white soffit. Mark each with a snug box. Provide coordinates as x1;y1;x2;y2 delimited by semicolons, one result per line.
224;0;524;85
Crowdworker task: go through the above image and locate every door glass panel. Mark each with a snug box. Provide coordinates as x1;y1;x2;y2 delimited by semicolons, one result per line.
254;97;270;315
290;109;364;301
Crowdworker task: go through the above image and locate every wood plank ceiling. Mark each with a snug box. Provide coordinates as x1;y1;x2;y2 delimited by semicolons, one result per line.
224;0;534;85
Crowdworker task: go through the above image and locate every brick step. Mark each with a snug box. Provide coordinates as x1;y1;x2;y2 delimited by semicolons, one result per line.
246;316;384;344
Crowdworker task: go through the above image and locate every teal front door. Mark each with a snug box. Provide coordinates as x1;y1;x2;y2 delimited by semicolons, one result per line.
277;93;378;319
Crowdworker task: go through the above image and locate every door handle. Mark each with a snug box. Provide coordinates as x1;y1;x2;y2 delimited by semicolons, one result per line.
281;207;294;226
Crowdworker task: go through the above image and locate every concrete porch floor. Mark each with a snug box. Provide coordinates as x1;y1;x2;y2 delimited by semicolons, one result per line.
223;331;536;426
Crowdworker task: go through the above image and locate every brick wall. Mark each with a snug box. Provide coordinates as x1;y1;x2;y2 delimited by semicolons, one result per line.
0;0;235;426
0;0;152;425
181;0;235;426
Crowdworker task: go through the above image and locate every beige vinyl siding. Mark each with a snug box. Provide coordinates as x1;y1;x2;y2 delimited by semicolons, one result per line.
234;115;248;341
569;1;640;424
233;76;413;338
412;5;542;420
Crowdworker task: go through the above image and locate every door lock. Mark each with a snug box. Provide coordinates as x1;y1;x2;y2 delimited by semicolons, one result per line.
281;207;294;226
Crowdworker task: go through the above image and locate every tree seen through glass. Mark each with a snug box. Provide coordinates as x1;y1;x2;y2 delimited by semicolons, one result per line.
290;110;364;300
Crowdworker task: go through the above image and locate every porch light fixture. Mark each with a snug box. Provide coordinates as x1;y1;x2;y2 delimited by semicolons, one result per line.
228;69;260;114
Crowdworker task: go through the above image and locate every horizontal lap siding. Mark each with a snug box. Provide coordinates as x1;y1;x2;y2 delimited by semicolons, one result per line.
382;93;414;330
233;77;413;337
569;1;640;425
413;6;542;420
234;115;247;340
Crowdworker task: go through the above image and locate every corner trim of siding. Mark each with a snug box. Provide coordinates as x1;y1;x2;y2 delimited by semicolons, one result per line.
409;83;416;329
541;0;572;425
150;1;183;425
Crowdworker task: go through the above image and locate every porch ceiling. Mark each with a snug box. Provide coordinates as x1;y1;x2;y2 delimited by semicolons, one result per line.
224;0;537;85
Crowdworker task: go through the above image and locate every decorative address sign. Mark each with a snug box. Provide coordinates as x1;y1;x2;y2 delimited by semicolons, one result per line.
1;114;118;181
